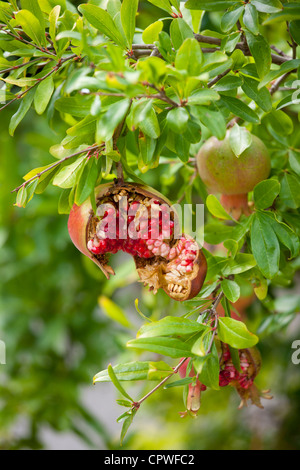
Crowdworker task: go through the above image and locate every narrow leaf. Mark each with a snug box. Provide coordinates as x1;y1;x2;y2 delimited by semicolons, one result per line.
120;0;138;48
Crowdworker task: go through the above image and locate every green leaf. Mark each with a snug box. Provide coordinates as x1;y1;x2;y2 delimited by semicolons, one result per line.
265;109;293;136
2;77;36;87
219;95;260;123
139;108;160;139
15;9;46;47
147;0;173;14
222;253;257;275
250;212;280;278
252;0;282;14
49;5;60;51
243;3;259;35
221;5;244;33
75;158;98;206
79;4;127;48
222;31;241;53
289;150;300;176
96;99;130;141
229;124;252;157
170;18;194;50
34;76;54;115
228;345;241;371
15;185;27;208
166;107;189;133
192;355;210;375
221;279;240;303
142;20;163;44
188;89;220;105
253;179;280;209
245;31;271;79
52;156;86;189
21;0;45;34
191;329;211;357
213;75;243;92
279;173;300;209
120;411;136;446
67;115;97;137
127;337;192;358
108;364;133;401
173;133;190;162
197;340;220;389
9;88;35;137
241;75;272;112
120;0;138;48
218;317;259;348
191;106;226;140
58;188;71;214
263;3;300;24
55;96;94;118
289;20;300;45
98;295;132;328
137;316;206;339
262;212;299;258
258;59;300;89
94;361;173;383
206;194;232;220
164;378;193;389
175;38;203;75
138;134;156;172
186;0;240;11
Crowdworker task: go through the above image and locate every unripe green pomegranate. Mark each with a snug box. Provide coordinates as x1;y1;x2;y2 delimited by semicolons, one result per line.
196;130;271;217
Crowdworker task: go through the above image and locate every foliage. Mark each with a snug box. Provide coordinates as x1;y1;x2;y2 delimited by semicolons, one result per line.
1;0;300;448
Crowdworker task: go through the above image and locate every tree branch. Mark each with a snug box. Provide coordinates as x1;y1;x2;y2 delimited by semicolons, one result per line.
11;144;103;193
0;25;56;57
207;68;232;88
132;34;292;65
0;54;78;113
0;57;47;75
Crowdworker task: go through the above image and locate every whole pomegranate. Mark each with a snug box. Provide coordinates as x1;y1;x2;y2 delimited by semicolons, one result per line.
196;130;271;217
68;181;207;301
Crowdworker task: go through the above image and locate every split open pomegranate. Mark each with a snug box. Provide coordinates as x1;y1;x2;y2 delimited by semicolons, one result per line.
68;182;207;301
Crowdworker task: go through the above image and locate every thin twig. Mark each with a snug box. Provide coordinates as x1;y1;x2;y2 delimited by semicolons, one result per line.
0;25;56;57
135;357;188;407
132;34;291;65
0;57;47;75
270;71;294;95
270;45;291;60
207;68;232;88
0;53;78;112
11;144;103;193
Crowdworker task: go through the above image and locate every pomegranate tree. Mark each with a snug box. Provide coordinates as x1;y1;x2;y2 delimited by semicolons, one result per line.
196;130;271;218
68;182;207;301
3;0;300;449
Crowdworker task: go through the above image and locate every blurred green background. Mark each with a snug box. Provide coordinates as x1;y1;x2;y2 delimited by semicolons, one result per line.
0;0;300;451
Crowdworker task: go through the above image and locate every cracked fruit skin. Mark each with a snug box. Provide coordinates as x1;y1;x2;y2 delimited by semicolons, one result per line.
196;132;271;196
68;182;207;302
